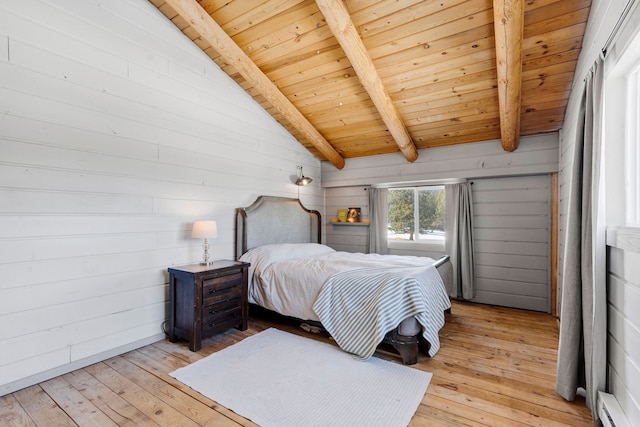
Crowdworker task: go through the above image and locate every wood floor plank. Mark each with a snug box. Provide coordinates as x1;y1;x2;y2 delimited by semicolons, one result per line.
84;362;200;427
424;358;565;409
150;340;210;364
432;347;557;389
426;393;532;427
427;367;591;426
12;385;76;427
105;355;240;427
62;368;158;427
435;341;558;380
0;394;36;427
39;376;118;427
0;300;592;426
445;315;560;347
441;327;559;359
413;403;487;427
123;347;259;427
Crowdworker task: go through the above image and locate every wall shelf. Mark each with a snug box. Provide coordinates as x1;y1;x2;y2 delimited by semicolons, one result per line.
330;222;369;226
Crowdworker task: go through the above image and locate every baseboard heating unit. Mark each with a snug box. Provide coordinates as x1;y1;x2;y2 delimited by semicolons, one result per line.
598;391;631;427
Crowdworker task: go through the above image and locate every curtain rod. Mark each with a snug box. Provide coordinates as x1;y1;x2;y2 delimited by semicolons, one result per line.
602;0;638;56
370;178;467;189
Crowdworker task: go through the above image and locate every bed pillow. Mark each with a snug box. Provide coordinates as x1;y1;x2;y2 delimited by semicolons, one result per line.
240;243;335;269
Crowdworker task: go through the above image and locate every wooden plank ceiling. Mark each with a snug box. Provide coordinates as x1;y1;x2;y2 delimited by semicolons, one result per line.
150;0;591;169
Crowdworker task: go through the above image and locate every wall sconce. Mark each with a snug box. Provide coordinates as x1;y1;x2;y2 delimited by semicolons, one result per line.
191;220;217;265
296;166;313;186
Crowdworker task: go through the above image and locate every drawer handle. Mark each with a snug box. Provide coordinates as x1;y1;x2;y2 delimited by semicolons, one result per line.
207;284;239;294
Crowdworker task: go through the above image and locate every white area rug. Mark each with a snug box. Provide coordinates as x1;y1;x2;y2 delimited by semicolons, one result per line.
169;328;432;427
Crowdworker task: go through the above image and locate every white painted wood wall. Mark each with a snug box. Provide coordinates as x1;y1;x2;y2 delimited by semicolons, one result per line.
606;229;640;423
322;133;559;188
322;135;557;312
0;0;321;395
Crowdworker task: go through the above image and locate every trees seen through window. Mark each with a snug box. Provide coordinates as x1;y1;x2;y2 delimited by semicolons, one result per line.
387;187;445;241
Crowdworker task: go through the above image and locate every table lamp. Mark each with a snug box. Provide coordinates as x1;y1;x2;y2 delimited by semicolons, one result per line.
191;220;218;265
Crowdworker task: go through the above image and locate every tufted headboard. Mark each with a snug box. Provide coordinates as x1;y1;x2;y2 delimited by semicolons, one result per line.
235;196;322;260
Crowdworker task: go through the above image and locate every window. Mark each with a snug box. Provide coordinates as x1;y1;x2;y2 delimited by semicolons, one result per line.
387;186;445;243
626;63;640;225
606;28;640;227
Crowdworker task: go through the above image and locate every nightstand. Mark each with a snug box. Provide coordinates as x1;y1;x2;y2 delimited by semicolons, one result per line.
167;260;250;351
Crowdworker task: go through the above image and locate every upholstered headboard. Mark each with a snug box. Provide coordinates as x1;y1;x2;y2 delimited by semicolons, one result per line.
235;196;322;260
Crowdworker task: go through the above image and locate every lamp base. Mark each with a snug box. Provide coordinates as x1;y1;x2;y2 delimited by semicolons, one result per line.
200;238;213;266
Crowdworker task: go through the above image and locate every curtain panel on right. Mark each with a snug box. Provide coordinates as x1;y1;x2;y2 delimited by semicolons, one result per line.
444;182;475;299
555;56;607;423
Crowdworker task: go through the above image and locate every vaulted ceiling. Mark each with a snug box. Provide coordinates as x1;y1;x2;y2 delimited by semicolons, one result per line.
150;0;591;169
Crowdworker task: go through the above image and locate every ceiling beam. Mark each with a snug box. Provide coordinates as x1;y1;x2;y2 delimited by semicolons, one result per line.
162;0;346;169
315;0;418;163
493;0;524;152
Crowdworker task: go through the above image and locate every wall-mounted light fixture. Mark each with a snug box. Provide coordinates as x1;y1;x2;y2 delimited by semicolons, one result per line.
296;166;313;186
191;220;217;265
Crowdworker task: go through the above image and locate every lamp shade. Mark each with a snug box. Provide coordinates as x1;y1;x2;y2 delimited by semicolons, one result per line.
295;175;313;186
191;220;218;239
295;166;313;186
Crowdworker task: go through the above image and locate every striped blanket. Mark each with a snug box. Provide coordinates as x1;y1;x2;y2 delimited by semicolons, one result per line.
313;265;451;360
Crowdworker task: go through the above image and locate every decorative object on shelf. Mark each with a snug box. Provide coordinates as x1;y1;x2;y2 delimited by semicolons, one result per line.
192;220;218;265
295;165;313;186
337;209;348;222
347;207;361;222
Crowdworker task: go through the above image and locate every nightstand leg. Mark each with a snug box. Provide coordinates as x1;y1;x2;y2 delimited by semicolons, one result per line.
168;273;177;342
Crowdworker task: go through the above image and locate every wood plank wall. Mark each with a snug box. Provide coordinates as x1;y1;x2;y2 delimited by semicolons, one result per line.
607;230;640;423
472;175;551;312
325;186;370;253
0;0;321;396
322;133;559;188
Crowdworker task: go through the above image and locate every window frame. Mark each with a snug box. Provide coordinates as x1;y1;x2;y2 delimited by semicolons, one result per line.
626;65;640;225
604;26;640;229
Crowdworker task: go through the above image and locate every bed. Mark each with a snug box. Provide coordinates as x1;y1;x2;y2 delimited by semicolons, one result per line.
235;196;452;364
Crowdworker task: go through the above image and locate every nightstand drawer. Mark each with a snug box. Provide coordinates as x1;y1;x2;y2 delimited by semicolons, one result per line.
203;280;242;305
203;307;242;334
203;272;242;293
203;296;242;317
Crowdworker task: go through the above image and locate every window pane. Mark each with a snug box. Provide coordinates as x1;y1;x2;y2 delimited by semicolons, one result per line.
418;187;445;241
388;189;415;240
631;69;640;225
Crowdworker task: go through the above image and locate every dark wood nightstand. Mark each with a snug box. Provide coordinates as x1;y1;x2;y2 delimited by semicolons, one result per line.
167;260;250;352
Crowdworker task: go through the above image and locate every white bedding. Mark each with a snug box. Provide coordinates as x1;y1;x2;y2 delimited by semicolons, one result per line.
239;243;450;335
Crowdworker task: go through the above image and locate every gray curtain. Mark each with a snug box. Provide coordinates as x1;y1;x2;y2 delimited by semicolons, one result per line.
444;182;475;299
556;56;607;422
368;188;388;254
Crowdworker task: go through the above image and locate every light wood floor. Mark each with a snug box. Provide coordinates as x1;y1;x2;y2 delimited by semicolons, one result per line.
1;301;592;426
